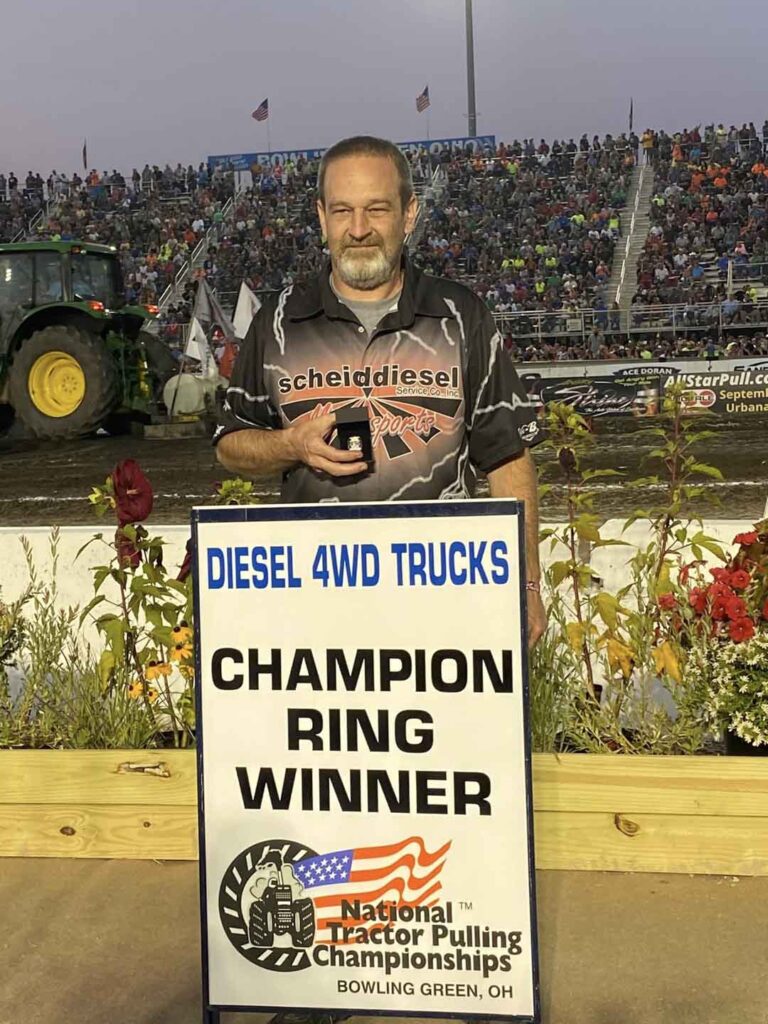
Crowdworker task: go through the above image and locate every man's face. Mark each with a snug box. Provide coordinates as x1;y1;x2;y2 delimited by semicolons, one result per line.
317;155;418;291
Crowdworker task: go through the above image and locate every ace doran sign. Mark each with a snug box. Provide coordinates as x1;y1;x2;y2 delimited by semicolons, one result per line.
193;500;540;1022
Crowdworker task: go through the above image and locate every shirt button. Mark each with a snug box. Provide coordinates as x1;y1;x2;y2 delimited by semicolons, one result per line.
358;325;365;333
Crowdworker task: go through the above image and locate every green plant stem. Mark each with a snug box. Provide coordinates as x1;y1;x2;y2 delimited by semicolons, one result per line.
565;469;597;700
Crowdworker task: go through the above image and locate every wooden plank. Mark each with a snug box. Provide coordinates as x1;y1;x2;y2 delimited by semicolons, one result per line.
0;750;197;806
4;803;767;874
0;804;197;860
533;810;768;875
532;753;768;818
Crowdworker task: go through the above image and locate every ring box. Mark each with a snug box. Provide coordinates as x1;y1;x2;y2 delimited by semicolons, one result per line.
335;406;374;463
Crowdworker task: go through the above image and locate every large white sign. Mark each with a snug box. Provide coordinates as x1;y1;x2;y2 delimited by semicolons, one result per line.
193;500;539;1022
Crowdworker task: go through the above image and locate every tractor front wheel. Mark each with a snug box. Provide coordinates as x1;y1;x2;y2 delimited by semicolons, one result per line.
8;326;118;440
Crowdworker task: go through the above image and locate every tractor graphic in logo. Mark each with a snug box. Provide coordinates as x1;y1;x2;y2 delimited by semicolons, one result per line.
248;850;315;948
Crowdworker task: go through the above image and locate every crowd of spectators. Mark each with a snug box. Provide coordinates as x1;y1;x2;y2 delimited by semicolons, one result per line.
194;135;631;323
632;123;768;329
1;163;236;305
413;134;631;318
11;123;768;366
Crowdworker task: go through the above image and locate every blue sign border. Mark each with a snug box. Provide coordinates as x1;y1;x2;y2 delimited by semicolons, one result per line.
192;499;540;1024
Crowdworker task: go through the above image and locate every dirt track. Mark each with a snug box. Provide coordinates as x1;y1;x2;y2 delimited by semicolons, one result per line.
1;416;767;527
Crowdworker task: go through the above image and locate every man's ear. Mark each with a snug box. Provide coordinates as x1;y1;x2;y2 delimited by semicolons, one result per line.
316;199;326;242
405;193;419;236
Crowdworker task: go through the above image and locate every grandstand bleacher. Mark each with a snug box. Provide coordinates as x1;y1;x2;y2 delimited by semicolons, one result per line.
6;126;768;364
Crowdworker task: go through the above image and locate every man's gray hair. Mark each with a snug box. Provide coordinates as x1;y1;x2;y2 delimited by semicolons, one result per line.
317;136;414;210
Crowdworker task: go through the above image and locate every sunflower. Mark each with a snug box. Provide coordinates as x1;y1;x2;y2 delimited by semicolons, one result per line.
145;687;159;704
146;660;172;680
170;640;193;662
171;622;193;644
127;680;145;700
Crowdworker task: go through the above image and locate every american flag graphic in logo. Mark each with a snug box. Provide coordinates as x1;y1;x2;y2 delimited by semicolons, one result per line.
251;97;269;121
416;85;430;113
292;836;450;943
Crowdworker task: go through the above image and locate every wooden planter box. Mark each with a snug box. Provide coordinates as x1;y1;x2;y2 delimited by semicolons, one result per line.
2;751;768;874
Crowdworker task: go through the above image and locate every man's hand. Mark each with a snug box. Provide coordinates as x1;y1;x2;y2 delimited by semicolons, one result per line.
527;589;547;649
286;413;368;477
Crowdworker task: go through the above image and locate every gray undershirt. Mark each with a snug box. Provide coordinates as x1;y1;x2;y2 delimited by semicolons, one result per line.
330;273;402;338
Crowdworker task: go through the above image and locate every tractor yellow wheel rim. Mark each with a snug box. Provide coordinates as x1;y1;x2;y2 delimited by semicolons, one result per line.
27;351;86;418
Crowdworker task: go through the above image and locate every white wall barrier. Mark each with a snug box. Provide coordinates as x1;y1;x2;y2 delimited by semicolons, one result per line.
0;519;752;651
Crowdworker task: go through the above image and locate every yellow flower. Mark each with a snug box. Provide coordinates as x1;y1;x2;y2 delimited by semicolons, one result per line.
146;660;171;681
171;622;193;644
179;663;195;681
146;687;159;704
127;680;144;700
170;640;193;662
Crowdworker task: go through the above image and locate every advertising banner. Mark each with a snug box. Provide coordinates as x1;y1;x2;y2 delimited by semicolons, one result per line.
520;358;768;418
208;135;497;172
193;500;539;1022
670;365;768;415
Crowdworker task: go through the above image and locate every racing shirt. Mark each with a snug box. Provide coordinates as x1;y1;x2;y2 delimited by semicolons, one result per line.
214;253;542;502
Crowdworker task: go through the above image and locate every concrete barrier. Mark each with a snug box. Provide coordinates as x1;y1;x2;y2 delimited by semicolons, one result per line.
1;518;752;644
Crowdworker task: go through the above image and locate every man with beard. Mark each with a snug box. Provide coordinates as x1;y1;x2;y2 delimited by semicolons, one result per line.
215;134;545;1024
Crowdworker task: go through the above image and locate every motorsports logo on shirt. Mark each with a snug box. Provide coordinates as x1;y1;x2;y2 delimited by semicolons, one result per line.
277;362;463;461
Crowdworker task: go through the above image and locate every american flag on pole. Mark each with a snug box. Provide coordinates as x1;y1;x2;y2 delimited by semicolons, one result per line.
416;85;430;113
292;836;450;943
251;98;269;122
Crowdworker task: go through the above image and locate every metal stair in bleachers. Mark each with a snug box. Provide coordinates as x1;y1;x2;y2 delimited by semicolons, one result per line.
607;162;656;318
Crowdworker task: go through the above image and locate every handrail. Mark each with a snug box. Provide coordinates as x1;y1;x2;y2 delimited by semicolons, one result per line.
492;296;768;343
157;194;234;311
614;162;646;307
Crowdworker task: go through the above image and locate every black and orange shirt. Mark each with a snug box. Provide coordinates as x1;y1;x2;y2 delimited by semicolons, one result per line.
214;255;542;502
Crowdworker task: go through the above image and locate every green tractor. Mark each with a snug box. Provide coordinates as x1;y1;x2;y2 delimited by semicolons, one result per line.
0;241;177;439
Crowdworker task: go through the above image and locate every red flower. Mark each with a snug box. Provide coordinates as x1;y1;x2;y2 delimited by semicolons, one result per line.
658;593;677;610
762;600;768;621
708;580;734;599
711;595;730;621
734;531;759;546
111;459;153;527
689;588;707;615
177;538;193;582
115;527;141;569
728;617;755;643
729;568;751;591
710;567;732;585
724;596;747;621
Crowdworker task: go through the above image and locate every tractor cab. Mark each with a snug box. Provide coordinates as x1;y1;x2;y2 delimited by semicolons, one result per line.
0;241;175;439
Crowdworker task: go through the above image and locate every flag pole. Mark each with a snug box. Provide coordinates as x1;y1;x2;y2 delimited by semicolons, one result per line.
427;107;431;142
267;118;272;162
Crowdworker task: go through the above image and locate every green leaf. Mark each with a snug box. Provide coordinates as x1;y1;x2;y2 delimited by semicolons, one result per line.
574;515;601;543
98;650;115;687
549;561;571;588
75;533;104;561
78;593;106;627
594;592;620;631
92;566;111;593
689;463;724;480
581;469;623;481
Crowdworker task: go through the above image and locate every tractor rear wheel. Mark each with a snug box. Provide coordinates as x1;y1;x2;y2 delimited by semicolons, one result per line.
8;325;118;440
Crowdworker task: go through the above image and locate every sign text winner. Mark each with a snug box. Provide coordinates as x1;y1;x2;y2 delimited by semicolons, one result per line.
206;538;517;817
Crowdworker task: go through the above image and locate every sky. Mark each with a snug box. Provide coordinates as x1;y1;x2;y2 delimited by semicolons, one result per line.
2;0;768;174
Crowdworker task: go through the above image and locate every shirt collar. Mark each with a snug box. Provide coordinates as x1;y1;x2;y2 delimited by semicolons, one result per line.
285;249;456;327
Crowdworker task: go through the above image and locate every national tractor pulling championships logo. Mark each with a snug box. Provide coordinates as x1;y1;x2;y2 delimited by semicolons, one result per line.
218;836;524;980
